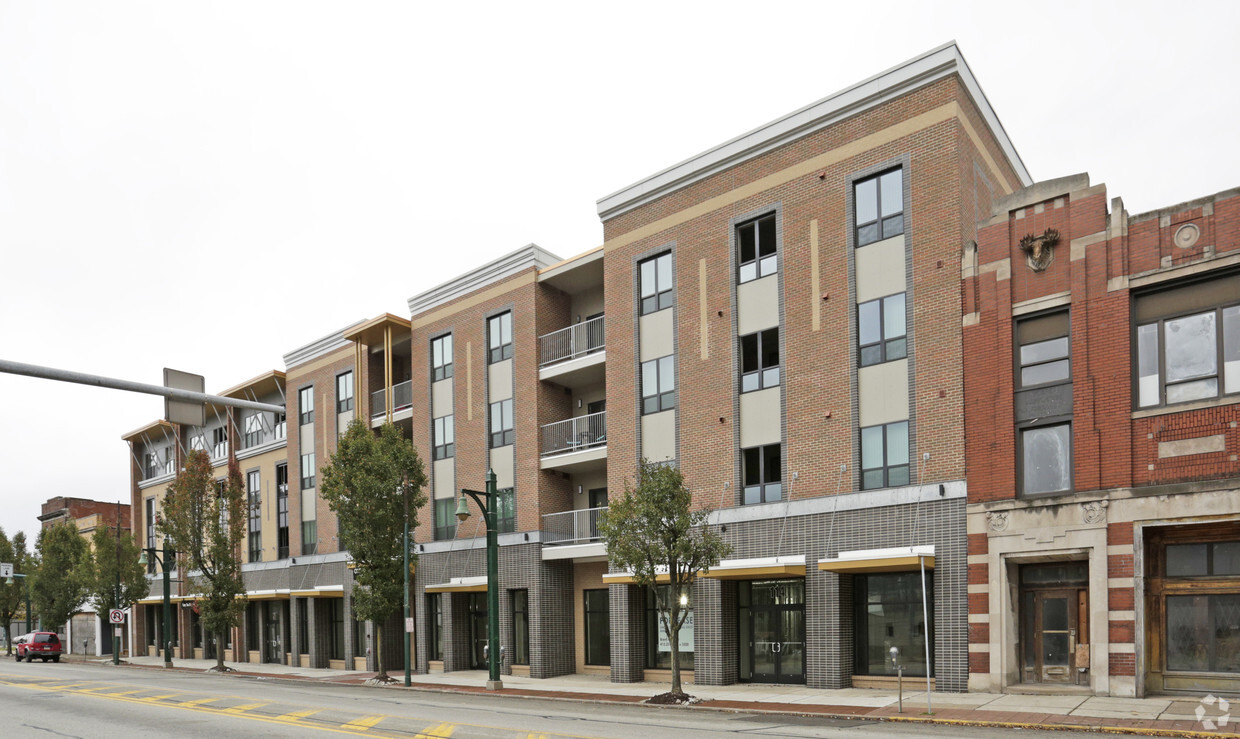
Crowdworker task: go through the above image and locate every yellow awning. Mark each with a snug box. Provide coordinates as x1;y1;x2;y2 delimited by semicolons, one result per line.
601;572;672;585
245;590;292;601
818;546;935;574
425;576;487;593
290;588;344;598
699;556;805;580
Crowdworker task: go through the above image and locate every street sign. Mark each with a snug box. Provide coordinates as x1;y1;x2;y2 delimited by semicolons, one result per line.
109;609;125;624
405;617;414;633
0;562;12;578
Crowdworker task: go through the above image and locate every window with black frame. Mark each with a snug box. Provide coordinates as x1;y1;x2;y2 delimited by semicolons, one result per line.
854;168;904;247
431;333;454;381
854;571;933;677
330;600;345;661
298;386;315;425
433;414;455;459
433;498;456;541
583;589;610;666
427;593;442;661
488;312;513;363
276;463;289;559
858;293;907;366
336;372;353;413
495;487;515;533
641;355;675;414
737;213;777;283
740;329;780;392
639;252;673;314
860;421;909;490
511;590;529;666
645;584;694;670
742;444;782;504
489;399;513;447
247;470;261;562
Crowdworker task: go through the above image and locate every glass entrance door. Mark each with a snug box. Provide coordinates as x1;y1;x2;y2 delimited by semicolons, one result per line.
469;592;488;669
745;580;805;684
264;603;282;664
1020;560;1087;685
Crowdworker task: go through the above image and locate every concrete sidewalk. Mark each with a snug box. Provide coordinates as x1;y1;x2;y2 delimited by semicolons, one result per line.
86;655;1237;737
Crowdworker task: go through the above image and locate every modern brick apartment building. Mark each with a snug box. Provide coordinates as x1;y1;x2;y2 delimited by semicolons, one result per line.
123;42;1237;696
964;175;1240;697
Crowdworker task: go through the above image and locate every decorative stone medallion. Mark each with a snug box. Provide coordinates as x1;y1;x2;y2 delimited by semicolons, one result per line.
1174;223;1200;249
1082;499;1109;524
987;511;1010;532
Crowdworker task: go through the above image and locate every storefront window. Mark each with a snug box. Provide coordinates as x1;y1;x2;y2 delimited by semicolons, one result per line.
645;585;694;670
329;600;345;661
511;590;529;666
854;572;934;677
584;589;610;666
1167;594;1240;673
427;593;442;661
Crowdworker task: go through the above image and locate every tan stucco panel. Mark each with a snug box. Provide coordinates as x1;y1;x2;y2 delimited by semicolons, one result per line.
739;387;782;448
855;235;906;304
299;423;314;453
432;378;454;417
336;409;353;434
571;470;609;511
639;309;675;361
641;410;676;462
737;274;779;335
300;488;315;522
490;445;514;489
858;359;909;427
432;458;455;500
488;360;513;401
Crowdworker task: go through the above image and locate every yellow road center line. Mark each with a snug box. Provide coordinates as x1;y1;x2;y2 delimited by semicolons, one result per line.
181;696;219;707
278;708;323;720
342;713;387;729
222;701;270;712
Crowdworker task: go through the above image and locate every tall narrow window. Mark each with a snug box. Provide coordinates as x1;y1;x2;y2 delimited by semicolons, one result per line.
431;334;454;381
639;252;673;315
300;452;316;489
243;414;264;448
427;594;443;661
297;601;309;655
1018;312;1071;387
1021;424;1072;495
740;329;780;392
737;213;778;283
583;589;611;666
854;168;904;246
145;497;156;574
276;463;289;559
336;372;354;413
301;520;317;555
211;427;228;460
247;470;262;562
861;421;909;490
742;443;782;504
329;600;345;661
489;399;514;447
488;312;513;363
433;498;457;541
433;415;455;459
511;590;529;666
858;293;907;366
641;355;676;413
299;386;315;425
496;487;515;533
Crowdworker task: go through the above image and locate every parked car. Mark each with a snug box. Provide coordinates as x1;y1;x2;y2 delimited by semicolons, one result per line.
15;632;62;663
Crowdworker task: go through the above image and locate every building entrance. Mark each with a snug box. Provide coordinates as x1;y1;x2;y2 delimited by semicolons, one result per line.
740;579;805;684
265;604;283;664
1020;562;1087;685
468;592;488;669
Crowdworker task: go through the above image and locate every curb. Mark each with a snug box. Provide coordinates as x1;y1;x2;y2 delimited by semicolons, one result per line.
78;660;1240;737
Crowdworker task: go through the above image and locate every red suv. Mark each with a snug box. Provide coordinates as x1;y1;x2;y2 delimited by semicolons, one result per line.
15;632;62;663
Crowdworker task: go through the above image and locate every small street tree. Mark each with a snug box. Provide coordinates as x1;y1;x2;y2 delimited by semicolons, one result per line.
83;521;150;650
320;420;426;682
160;450;247;672
31;522;90;636
597;459;731;701
0;528;31;654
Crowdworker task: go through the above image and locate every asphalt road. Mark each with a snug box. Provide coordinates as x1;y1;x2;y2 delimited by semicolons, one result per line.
0;660;1106;738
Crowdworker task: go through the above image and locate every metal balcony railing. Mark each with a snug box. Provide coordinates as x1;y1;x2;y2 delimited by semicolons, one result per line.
539;315;605;367
371;381;414;418
541;411;606;456
542;506;607;546
371;388;385;418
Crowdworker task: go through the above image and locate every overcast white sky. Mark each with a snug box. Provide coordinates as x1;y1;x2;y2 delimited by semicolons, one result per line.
1;1;1237;543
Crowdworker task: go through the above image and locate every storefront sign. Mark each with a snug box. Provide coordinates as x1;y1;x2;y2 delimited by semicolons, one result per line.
656;611;694;652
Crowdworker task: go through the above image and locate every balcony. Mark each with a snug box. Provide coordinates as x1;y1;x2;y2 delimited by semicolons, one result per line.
371;380;414;421
540;411;607;473
539;315;605;386
542;506;607;546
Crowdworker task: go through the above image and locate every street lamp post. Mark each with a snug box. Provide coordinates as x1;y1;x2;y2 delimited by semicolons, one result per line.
403;476;412;688
455;469;502;691
114;501;121;665
138;547;174;668
4;572;31;635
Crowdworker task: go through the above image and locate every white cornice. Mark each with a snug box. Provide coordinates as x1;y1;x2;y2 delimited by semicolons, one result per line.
406;244;561;316
596;41;1031;222
282;319;366;369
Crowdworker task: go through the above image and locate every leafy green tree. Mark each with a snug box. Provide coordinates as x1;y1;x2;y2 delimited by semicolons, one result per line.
320;420;426;682
31;522;90;634
83;522;149;647
0;528;31;654
597;459;731;699
159;450;247;672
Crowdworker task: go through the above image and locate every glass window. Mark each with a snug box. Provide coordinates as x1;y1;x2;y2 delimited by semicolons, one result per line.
855;168;904;247
742;443;782;504
861;421;910;490
511;590;529;666
495;487;515;534
854;571;933;677
1136;288;1239;408
639;252;674;315
1021;423;1071;495
645;584;694;670
247;470;262;563
433;498;456;541
641;355;676;414
336;372;354;413
488;313;513;364
301;520;317;555
298;386;315;425
300;452;316;490
243;413;265;448
489;399;514;448
1166;594;1240;673
297;600;309;655
431;334;454;381
354;616;367;661
427;593;442;661
740;329;780;392
433;415;455;460
583;589;611;666
1168;541;1240;577
858;293;906;366
276;464;289;559
329;599;345;661
737;213;778;283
